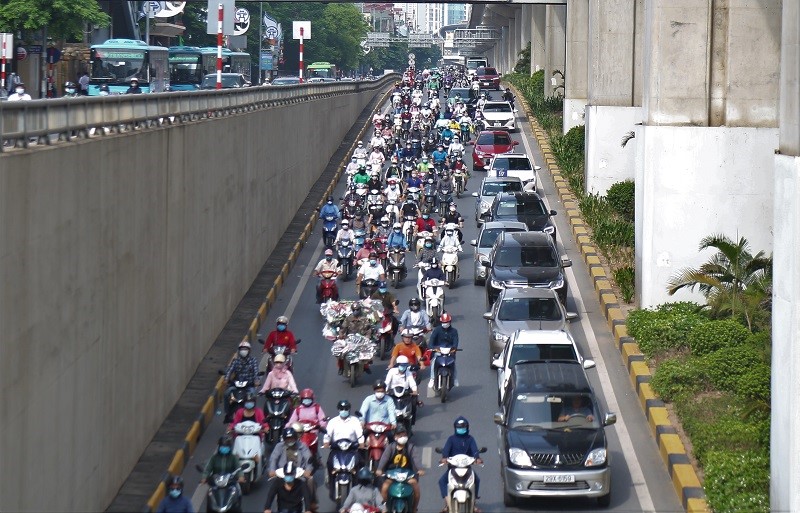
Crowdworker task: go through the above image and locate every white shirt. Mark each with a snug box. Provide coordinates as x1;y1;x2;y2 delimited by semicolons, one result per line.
335;228;355;244
358;262;386;280
353;147;368;159
438;234;462;252
324;415;364;444
384;186;402;202
8;92;32;101
449;142;465;156
385;368;418;393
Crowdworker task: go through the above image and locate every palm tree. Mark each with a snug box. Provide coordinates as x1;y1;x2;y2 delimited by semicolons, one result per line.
667;234;772;331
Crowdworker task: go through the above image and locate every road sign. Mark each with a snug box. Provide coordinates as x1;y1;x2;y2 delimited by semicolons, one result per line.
46;47;61;64
143;1;161;18
233;7;250;35
155;1;186;18
29;44;42;54
16;47;27;61
292;21;311;40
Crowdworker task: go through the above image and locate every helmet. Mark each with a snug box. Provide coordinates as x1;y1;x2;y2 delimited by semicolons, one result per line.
449;204;457;211
99;84;110;92
377;280;387;289
168;476;184;490
238;341;251;349
409;298;421;308
369;251;378;258
373;380;387;390
131;78;139;84
381;216;390;224
244;391;257;403
219;435;233;448
324;248;334;256
282;426;297;439
337;399;352;411
64;81;76;89
393;222;402;229
430;257;439;267
454;416;469;430
400;329;413;339
357;467;374;484
396;355;410;365
277;315;289;324
357;141;364;146
327;195;334;203
273;353;287;363
341;219;350;226
300;388;314;400
440;312;452;323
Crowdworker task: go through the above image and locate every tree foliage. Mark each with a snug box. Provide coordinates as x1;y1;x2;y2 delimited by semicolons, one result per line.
0;0;109;41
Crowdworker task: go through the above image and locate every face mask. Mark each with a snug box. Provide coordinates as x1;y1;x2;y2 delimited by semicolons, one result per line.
284;475;295;484
422;215;429;220
274;363;284;370
339;410;350;418
285;439;297;447
375;392;385;400
66;88;76;94
396;436;409;445
238;349;249;358
327;201;333;205
99;91;109;96
277;324;287;332
398;365;409;372
446;231;453;236
456;427;467;435
442;323;451;329
219;446;231;455
370;260;377;267
244;401;255;410
169;489;182;499
15;88;24;94
425;243;432;249
301;398;313;407
431;264;438;269
379;288;388;294
326;256;333;261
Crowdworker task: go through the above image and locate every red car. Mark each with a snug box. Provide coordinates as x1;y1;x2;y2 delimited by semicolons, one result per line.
475;66;501;90
471;130;519;169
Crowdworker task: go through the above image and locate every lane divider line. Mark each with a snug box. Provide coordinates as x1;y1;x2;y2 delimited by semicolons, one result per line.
142;77;398;512
506;83;710;513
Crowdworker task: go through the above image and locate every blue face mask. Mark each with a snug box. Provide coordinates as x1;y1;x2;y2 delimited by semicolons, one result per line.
301;398;313;407
339;410;350;419
379;288;388;294
456;427;467;435
370;260;378;266
398;365;409;372
425;243;432;248
277;324;286;332
244;401;255;410
219;446;231;455
284;475;295;484
169;489;182;499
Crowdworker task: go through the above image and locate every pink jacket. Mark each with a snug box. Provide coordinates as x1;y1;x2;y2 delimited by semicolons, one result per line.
287;403;328;429
259;368;298;394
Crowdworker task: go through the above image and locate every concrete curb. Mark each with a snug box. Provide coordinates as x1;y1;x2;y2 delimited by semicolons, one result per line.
143;86;394;512
506;82;710;513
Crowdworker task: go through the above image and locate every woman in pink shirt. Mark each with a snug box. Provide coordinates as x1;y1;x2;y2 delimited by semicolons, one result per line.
259;354;299;394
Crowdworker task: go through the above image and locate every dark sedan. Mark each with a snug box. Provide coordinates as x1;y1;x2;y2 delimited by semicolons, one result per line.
486;191;557;235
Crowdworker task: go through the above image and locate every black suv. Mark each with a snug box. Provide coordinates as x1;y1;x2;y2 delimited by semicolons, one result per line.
494;361;616;507
483;231;571;306
486;192;557;236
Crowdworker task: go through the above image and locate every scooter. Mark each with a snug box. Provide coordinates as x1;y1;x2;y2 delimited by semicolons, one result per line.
423;278;446;323
436;187;453;214
328;438;361;510
431;347;458;403
232;420;265;494
299;420;323;467
453;170;467;198
262;388;294;445
384;468;416;513
322;215;338;248
268;344;296;373
436;447;488;513
373;237;389;270
318;270;340;303
390;385;417;434
219;370;260;424
359;277;379;300
337;240;355;281
196;463;248;513
364;421;393;472
378;311;396;360
402;215;417;245
440;246;460;288
401;157;415;179
387;248;407;289
353;228;367;254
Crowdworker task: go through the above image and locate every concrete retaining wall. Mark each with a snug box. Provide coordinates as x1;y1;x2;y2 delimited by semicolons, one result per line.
0;87;382;511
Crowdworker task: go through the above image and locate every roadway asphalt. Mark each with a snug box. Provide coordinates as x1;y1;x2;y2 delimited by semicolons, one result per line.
180;91;683;513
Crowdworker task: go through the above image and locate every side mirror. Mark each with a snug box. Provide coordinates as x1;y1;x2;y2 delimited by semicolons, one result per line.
218;369;225;375
549;209;557;216
512;140;519;145
258;338;266;345
493;412;505;425
583;359;596;370
479;447;488;453
394;300;400;306
471;192;479;198
534;165;542;171
483;165;491;171
561;255;572;268
491;357;502;370
603;412;617;426
566;312;578;321
196;464;205;473
434;447;443;454
482;312;493;320
470;239;477;247
296;338;302;345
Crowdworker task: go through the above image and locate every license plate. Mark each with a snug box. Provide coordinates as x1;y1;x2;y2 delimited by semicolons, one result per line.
542;474;575;484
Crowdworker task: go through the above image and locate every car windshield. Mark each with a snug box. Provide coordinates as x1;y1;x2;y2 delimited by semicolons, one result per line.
492;157;532;171
509;343;577;365
498;298;563;321
495;197;547;216
91;49;146;82
478;68;498;76
495;245;557;267
273;77;300;85
201;75;242;88
483;104;512;113
481;181;522;197
476;133;512;145
508;393;598;429
480;227;524;248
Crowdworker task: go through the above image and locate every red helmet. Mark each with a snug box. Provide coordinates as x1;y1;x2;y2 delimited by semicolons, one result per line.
439;313;452;323
300;388;314;400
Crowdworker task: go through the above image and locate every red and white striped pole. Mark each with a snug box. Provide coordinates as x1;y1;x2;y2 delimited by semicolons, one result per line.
1;37;6;90
299;26;304;83
216;3;223;90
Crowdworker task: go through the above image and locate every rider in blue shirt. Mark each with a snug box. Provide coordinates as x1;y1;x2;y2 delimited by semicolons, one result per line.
440;126;454;143
438;417;482;511
431;144;448;166
319;196;340;221
386;224;408;250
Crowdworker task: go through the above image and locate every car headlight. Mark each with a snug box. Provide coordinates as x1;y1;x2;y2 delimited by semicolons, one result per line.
490;278;504;289
494;332;510;342
543;225;555;235
584;448;607;467
509;448;533;467
549;276;565;289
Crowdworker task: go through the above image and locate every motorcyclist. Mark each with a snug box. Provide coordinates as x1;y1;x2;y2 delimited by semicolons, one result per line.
457;113;473;142
324;400;365;487
405;171;423;190
390;324;427;369
259;353;299;394
438;417;483;513
428;313;459;389
345;156;360;180
156;476;193;513
448;136;465;158
62;81;80;98
223;341;260;422
399;142;415;160
431;144;448;167
320;196;341;223
415;213;437;239
228;391;269;437
367;171;383;192
385;163;402;182
372;217;392;239
384;179;402;203
450;156;468;189
339;303;376;374
201;436;244;484
360;380;397;429
437;226;462;253
335;219;356;245
356;253;386;295
476;92;488;111
435;175;454;213
386;223;408;251
269;427;314;478
422;258;446;283
355;238;375;264
313;249;341;303
384;354;419;395
340;468;384;513
376;425;423;512
353;166;371;185
125;77;143;94
287;388;328;430
415;156;432;175
371;281;399;315
263;315;299;357
502;87;516;109
263;461;313;513
353;141;369;160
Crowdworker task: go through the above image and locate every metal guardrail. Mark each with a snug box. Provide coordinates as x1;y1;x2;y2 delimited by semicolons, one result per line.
0;74;400;151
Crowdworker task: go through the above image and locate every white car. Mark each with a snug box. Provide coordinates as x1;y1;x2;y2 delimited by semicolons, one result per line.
480;101;516;131
492;329;595;404
485;153;541;192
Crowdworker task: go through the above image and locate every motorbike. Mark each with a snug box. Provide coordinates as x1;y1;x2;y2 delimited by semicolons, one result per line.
384;468;416;513
421;182;436;215
353;227;368;253
378;310;397;360
318;269;340;304
440;246;460;288
405;187;421;205
390;385;417;434
402;215;417;246
410;138;422;158
453;170;467;198
268;344;296;373
436;448;488;513
423;278;446;323
219;371;261;423
401;157;415;179
373;237;389;269
337;241;354;281
459;122;471;143
436;188;453;214
431;347;458;403
299;420;322;466
262;388;294;445
364;421;393;472
196;463;248;513
328;438;361;510
387;248;407;289
359;277;379;300
322;215;338;248
232;420;265;494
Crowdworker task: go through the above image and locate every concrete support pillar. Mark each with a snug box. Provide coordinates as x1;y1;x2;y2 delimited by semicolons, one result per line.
544;4;566;97
772;0;800;511
508;18;516;74
564;0;589;133
513;8;523;72
501;26;509;74
531;5;546;74
521;5;531;71
584;0;643;195
635;0;781;308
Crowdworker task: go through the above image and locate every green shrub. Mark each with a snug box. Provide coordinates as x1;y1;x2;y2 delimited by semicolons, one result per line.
703;450;769;513
650;356;708;401
687;318;750;356
627;302;707;357
735;363;771;402
613;266;635;303
704;344;766;391
593;218;635;249
746;330;771;350
606;180;635;222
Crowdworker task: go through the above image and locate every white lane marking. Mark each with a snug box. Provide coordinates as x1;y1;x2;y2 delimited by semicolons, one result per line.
422;447;432;469
284;237;325;320
426;382;435;398
518;122;657;512
191;484;208;512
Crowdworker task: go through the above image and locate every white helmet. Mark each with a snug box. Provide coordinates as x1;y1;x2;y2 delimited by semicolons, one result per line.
393;222;402;229
396;355;410;365
357;141;364;146
238;341;251;349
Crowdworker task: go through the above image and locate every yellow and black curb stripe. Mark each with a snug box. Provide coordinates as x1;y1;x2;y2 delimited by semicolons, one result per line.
144;82;396;512
506;83;710;513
